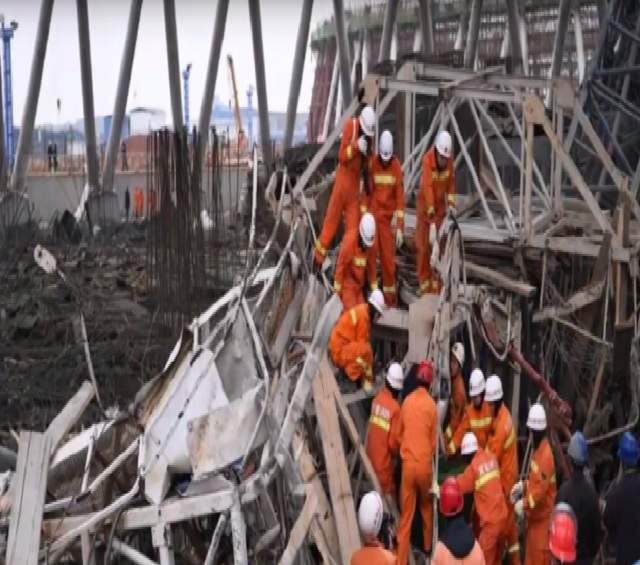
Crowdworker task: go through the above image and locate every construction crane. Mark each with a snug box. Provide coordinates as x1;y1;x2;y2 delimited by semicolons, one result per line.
226;54;245;147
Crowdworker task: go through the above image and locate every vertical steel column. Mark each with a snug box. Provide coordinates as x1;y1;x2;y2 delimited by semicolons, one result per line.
283;0;314;152
163;0;183;130
454;0;470;51
248;0;273;170
332;0;351;111
76;0;100;190
573;9;585;83
417;0;435;55
506;0;524;72
102;0;143;192
550;0;573;79
518;8;530;75
196;0;229;167
0;52;5;185
596;0;607;28
321;52;339;140
464;0;483;69
10;0;54;192
378;0;399;62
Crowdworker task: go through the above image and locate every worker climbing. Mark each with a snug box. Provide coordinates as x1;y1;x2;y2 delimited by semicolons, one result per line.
444;342;466;449
351;491;396;564
449;368;492;455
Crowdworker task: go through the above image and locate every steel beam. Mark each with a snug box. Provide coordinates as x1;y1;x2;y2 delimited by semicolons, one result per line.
163;0;183;130
248;0;273;170
573;8;585;83
0;49;5;186
378;0;399;62
550;0;572;79
332;0;352;110
196;0;229;167
506;0;524;72
455;0;470;51
417;0;435;55
102;0;143;192
321;52;340;141
283;0;313;152
76;0;100;190
464;0;483;69
10;0;54;192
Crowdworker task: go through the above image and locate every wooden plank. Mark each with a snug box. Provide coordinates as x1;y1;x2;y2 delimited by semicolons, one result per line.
6;431;52;565
533;280;605;322
466;261;536;297
46;380;95;452
312;358;360;563
278;492;319;565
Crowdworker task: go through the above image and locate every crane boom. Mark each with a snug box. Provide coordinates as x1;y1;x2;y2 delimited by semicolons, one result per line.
226;54;244;140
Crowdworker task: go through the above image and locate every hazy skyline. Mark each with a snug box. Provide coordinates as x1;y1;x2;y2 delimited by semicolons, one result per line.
2;0;342;128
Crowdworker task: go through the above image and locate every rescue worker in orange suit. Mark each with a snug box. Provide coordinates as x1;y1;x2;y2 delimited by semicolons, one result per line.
334;213;378;310
416;130;455;295
364;130;404;306
448;368;493;455
396;360;438;565
433;477;486;565
329;289;386;393
351;491;397;564
456;432;508;565
548;503;577;565
511;404;557;565
485;375;520;565
314;105;376;266
444;342;467;449
366;362;403;504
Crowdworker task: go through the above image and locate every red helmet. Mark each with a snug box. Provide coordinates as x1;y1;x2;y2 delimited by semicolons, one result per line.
416;360;434;385
549;504;577;563
440;478;463;517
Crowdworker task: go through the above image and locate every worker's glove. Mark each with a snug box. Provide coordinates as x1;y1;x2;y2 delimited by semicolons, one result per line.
514;499;524;518
429;223;437;247
430;240;440;268
357;136;368;155
510;481;524;504
395;229;403;249
430;479;440;499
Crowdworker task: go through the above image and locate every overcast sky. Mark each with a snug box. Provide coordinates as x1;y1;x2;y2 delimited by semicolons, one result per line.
2;0;344;127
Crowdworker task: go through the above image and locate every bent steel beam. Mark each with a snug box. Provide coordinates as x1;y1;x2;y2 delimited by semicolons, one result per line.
163;0;183;131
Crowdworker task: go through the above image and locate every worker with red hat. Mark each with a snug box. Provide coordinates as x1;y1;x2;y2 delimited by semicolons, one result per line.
444;342;467;449
416;130;456;295
456;432;508;565
395;360;438;564
433;477;485;565
548;503;577;565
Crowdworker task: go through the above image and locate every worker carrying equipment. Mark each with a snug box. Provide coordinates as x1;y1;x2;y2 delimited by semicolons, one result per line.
433;477;486;565
416;130;455;295
333;213;378;310
361;130;405;306
556;431;602;565
456;432;508;565
366;362;403;497
351;491;396;564
548;503;577;564
449;368;492;455
445;342;467;447
485;374;520;565
315;105;375;266
511;403;556;565
395;360;438;564
329;291;385;390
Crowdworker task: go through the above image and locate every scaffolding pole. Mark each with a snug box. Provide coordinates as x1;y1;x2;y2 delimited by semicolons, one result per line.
464;0;484;69
506;0;524;73
417;0;435;55
550;0;573;79
163;0;183;131
378;0;399;62
332;0;352;111
0;49;5;186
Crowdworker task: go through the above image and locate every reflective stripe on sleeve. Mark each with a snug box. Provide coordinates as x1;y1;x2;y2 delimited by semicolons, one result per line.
370;415;391;431
350;308;357;325
346;145;352;160
504;429;516;450
383;285;396;294
315;240;327;256
528;493;536;509
445;426;453;439
475;468;500;490
508;544;520;554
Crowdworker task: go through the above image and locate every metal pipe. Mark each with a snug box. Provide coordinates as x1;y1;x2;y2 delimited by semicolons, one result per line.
416;0;435;55
378;0;399;62
573;9;585;83
321;51;339;141
549;0;572;79
196;0;229;168
505;0;524;73
248;0;273;170
454;0;470;51
163;0;183;130
10;0;54;192
203;513;228;565
518;10;530;75
0;47;5;186
230;490;248;565
463;0;483;69
111;538;159;565
76;0;100;190
102;0;143;192
332;0;352;110
283;0;313;152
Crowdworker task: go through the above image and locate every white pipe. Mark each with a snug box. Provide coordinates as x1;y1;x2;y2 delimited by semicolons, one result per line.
111;538;159;565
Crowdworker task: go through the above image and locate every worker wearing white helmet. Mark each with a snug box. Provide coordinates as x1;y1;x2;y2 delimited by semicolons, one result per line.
416;129;456;296
448;368;493;455
362;129;405;306
366;362;403;500
333;212;378;310
314;104;376;267
351;491;396;564
445;342;467;446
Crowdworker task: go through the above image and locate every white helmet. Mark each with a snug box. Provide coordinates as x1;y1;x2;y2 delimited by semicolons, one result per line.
461;432;479;455
527;403;547;431
435;130;452;159
379;130;393;162
368;289;386;315
359;105;376;137
386;362;404;390
469;368;485;397
451;342;465;367
359;213;376;248
485;375;503;402
358;491;384;538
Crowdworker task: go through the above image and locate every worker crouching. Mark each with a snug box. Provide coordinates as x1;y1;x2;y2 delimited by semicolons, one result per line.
351;491;396;564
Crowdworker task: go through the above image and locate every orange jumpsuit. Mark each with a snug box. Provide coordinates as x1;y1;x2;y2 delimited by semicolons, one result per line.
487;405;520;565
365;155;404;306
334;229;378;310
366;387;401;495
315;117;365;265
328;303;374;384
457;449;508;565
448;402;493;455
523;438;556;565
445;369;467;448
351;541;397;564
396;386;438;565
416;147;455;295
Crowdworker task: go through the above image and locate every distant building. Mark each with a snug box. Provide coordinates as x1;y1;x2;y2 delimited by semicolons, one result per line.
129;107;166;136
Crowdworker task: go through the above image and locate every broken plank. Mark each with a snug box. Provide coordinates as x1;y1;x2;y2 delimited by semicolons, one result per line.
46;380;95;452
278;491;319;565
533;280;605;323
466;261;536;297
